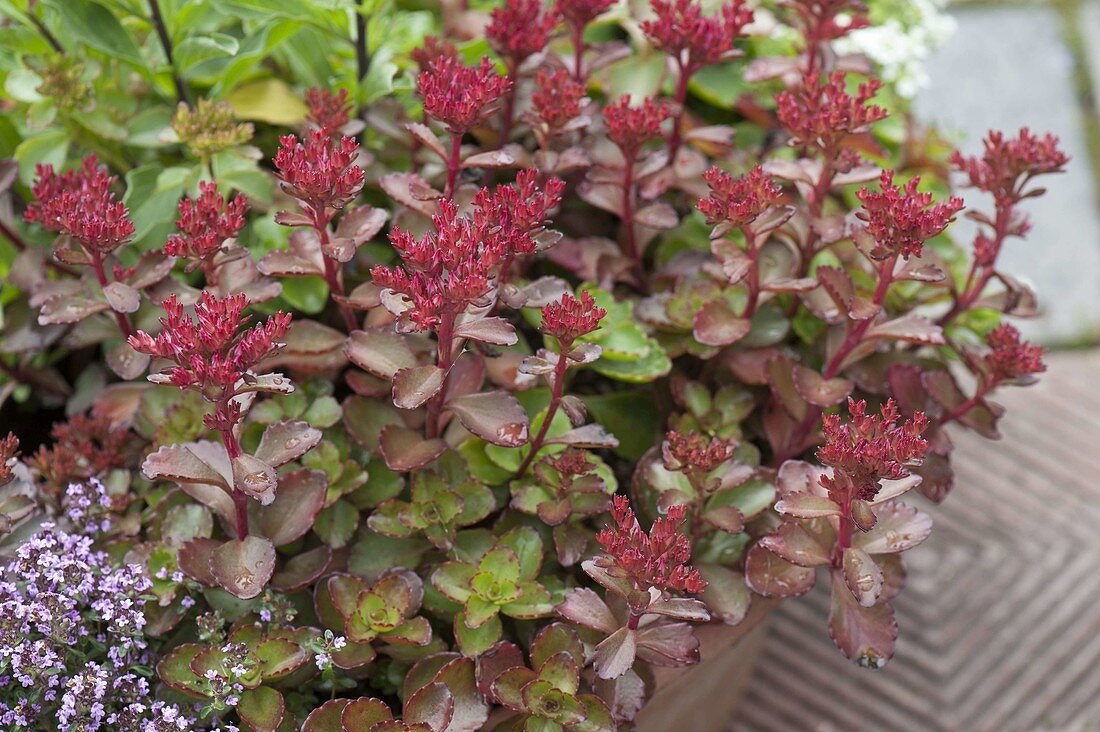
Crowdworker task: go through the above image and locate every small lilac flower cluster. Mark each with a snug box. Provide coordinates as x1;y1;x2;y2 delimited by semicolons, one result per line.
0;483;197;731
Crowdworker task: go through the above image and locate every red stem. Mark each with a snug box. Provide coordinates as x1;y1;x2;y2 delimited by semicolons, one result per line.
88;249;135;339
667;61;693;163
570;24;585;83
444;133;463;199
314;215;358;333
741;230;761;318
217;396;249;539
938;204;1011;330
620;156;646;287
425;314;456;439
513;346;570;479
939;379;998;427
500;60;517;144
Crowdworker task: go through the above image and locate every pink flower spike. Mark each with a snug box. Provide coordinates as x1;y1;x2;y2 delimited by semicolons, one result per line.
642;0;754;72
540;291;606;346
273;130;364;219
775;71;887;152
305;87;353;134
855;171;964;260
984;324;1046;382
817;398;929;501
697;164;782;227
418;56;512;135
951;127;1069;202
596;495;707;595
487;0;560;67
25;154;135;253
529;68;587;131
556;0;615;30
602;95;671;159
165;181;248;264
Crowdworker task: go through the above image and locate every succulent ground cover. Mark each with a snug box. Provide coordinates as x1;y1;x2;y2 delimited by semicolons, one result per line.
0;0;1065;729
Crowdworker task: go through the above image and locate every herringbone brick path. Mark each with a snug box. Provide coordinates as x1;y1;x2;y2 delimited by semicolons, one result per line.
733;350;1100;731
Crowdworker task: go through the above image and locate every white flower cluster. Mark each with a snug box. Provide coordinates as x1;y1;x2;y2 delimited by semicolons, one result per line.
836;0;957;99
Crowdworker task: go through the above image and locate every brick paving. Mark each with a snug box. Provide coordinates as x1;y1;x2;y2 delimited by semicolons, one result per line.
734;350;1100;730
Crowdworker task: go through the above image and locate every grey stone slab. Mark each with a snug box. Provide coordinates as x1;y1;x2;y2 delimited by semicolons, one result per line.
915;5;1100;344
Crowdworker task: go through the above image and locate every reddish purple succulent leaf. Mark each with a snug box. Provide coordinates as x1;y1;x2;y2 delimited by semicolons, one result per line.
556;587;618;635
452;316;518;346
842;546;883;607
404;681;455;728
252;468;327;546
209;535;276;599
759;521;831;567
378;425;447;471
693;300;750;347
345;328;418;379
854;502;933;554
774;492;841;518
827;569;897;668
594;627;637;680
254;419;322;468
237;686;284;732
392;365;445;410
447;391;529;447
792;364;853;408
634;622;700;668
697;563;752;626
744;543;816;598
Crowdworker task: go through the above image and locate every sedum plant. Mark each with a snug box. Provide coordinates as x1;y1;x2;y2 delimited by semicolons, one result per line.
0;0;1066;728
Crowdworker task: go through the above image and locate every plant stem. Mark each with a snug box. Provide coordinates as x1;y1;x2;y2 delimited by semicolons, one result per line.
499;60;518;145
822;254;897;380
425;315;456;439
570;24;586;83
217;408;249;539
514;348;569;479
620;157;646;288
938;204;1011;330
939;380;998;427
88;249;136;339
355;0;370;81
314;216;359;333
444;133;462;199
28;11;63;53
667;62;692;163
147;0;190;104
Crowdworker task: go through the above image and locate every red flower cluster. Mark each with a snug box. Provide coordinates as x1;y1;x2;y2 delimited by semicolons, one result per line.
641;0;754;72
165;181;248;265
473;168;564;256
410;35;458;72
24;155;134;253
556;0;615;29
856;171;964;260
129;292;291;397
951;128;1069;202
30;413;136;485
602;95;671;158
783;0;870;42
529;68;587;131
597;495;707;594
419;56;512;135
305;87;353;134
775;72;886;152
551;447;597;477
273;130;364;219
697;165;782;227
374;201;496;332
375;171;562;331
817;398;929;501
662;430;735;473
984;324;1046;382
487;0;560;66
540;291;606;346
